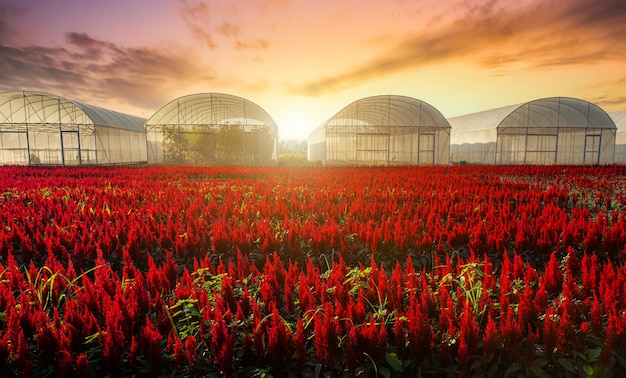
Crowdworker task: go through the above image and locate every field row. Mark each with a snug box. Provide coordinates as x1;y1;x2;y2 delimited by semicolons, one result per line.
1;165;626;376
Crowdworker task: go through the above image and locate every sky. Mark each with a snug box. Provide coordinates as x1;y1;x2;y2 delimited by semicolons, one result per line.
1;0;625;140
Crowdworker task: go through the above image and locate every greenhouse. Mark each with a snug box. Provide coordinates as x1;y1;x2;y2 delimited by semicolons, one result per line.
612;111;626;164
0;91;147;166
146;93;279;166
307;95;451;165
448;97;616;165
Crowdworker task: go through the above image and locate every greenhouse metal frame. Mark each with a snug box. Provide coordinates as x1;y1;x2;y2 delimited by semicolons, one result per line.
308;95;451;166
0;91;147;166
612;111;626;164
146;93;279;166
449;97;616;165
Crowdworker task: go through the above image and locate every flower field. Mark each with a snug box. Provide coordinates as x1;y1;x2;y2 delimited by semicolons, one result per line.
1;165;626;377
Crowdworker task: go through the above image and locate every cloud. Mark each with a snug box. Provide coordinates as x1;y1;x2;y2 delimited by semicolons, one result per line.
178;0;279;53
583;76;626;111
217;22;239;38
179;0;217;49
292;0;626;96
65;32;120;59
0;2;28;45
258;0;292;10
0;31;217;113
0;45;88;88
556;0;626;30
240;79;272;93
234;39;269;51
588;95;626;112
0;14;8;44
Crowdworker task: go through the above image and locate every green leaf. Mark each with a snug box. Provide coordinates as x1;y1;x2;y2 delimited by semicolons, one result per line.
487;361;499;378
586;347;602;362
558;358;577;375
504;363;521;378
385;352;404;372
528;366;552;378
616;354;626;369
470;359;483;372
315;363;322;377
83;332;100;345
379;366;391;378
583;364;593;376
531;358;548;369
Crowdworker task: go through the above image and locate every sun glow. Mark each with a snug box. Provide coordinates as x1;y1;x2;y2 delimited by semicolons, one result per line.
274;101;324;141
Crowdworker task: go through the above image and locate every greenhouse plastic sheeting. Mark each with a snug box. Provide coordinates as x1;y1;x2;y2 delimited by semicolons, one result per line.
449;97;616;165
308;95;451;166
0;91;147;165
146;93;279;166
612;111;626;164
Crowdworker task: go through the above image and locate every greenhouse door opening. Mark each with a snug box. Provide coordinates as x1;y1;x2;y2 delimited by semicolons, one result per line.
525;134;557;165
356;133;388;165
61;131;81;165
418;133;435;165
584;134;601;165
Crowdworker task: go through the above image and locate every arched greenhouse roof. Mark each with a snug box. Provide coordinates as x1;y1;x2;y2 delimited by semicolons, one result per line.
449;97;616;132
323;95;451;129
0;90;146;132
146;93;278;138
499;97;616;130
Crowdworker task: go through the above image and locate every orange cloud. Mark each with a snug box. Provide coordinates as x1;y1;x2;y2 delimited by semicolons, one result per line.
259;0;292;11
583;76;626;111
177;0;286;53
179;0;217;49
291;0;626;96
217;22;239;38
235;39;270;51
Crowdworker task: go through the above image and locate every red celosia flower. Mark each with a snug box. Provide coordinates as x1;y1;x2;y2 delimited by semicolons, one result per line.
408;300;432;363
343;326;358;375
172;334;185;368
15;329;34;378
525;325;539;365
0;333;9;372
459;302;479;352
127;336;139;369
57;349;74;378
501;307;522;364
542;252;563;295
266;307;293;370
393;313;406;353
100;298;126;375
542;308;558;359
211;317;235;377
314;302;338;366
457;337;469;376
141;317;163;376
74;353;89;378
483;311;499;356
349;287;367;325
36;322;59;367
294;317;307;367
590;294;603;335
185;336;197;367
517;283;538;331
